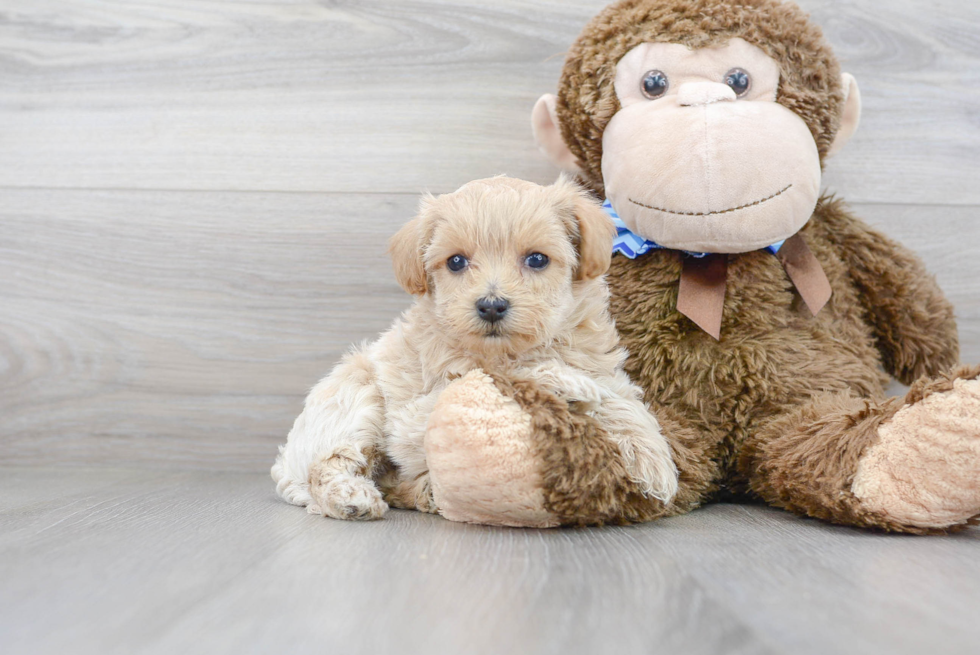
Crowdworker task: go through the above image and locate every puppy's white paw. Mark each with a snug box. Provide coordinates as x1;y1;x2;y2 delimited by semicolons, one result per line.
310;474;388;521
520;362;606;410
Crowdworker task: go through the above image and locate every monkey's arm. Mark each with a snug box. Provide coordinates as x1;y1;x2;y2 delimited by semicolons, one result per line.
820;199;959;384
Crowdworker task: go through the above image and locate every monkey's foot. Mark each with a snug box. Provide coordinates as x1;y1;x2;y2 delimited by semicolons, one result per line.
852;367;980;530
425;370;558;528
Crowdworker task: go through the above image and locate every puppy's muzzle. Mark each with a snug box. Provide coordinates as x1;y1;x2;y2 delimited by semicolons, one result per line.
475;297;509;324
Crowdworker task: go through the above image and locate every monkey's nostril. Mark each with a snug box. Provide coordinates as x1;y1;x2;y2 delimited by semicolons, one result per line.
476;298;510;323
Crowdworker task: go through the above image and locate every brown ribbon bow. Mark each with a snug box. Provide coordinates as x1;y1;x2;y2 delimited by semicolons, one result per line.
675;233;832;340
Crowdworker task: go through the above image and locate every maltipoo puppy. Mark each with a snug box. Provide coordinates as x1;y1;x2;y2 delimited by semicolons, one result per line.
271;176;677;520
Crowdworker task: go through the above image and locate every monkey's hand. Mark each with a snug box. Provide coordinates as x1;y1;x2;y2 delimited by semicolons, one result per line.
822;201;959;384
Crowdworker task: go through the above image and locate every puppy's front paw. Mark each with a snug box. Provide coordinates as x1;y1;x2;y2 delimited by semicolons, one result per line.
309;472;388;521
520;362;604;412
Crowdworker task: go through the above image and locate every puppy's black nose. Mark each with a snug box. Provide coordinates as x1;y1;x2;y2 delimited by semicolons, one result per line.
476;297;509;323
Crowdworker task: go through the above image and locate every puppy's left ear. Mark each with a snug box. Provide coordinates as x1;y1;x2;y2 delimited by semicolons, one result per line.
556;176;615;281
388;198;434;295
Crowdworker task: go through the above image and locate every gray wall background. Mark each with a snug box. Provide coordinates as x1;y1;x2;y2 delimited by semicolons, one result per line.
2;0;978;471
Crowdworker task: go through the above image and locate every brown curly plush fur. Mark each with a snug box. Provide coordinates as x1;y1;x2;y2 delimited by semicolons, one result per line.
741;365;980;535
549;0;966;533
606;198;961;532
486;373;723;526
490;375;659;525
556;0;845;196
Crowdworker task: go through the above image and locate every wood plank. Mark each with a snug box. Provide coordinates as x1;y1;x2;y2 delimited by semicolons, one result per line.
814;0;980;205
1;190;977;470
646;503;980;654
150;508;772;655
0;466;147;514
0;468;773;655
0;1;977;204
0;189;415;470
0;469;313;655
0;0;595;194
2;468;980;655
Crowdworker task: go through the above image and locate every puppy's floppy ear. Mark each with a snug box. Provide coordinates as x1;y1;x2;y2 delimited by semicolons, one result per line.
388;197;434;295
554;176;615;281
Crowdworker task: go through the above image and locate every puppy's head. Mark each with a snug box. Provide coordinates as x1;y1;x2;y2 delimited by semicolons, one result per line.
388;176;614;355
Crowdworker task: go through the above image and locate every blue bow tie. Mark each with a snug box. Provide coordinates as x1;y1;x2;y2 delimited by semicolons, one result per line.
603;199;784;258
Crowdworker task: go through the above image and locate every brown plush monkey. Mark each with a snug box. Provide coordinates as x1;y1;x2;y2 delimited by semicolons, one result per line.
424;0;980;533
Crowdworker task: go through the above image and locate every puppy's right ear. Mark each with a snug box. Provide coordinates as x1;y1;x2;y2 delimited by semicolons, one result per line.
388;205;430;296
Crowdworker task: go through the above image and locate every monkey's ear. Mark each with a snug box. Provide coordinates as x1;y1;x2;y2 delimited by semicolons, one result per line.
827;73;862;158
532;94;583;175
388;204;432;296
555;176;614;281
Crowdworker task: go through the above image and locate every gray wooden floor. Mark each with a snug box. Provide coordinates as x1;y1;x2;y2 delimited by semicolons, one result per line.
4;467;980;655
2;1;980;653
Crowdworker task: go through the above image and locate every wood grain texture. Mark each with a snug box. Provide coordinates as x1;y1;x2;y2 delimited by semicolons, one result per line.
2;4;979;654
0;189;415;469
3;467;980;655
2;189;978;470
0;0;977;203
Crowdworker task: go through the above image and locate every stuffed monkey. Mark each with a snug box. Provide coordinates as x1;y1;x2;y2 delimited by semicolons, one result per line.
425;0;980;533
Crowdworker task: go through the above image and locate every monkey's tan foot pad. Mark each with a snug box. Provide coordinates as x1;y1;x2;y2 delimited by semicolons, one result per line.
852;374;980;530
425;370;559;528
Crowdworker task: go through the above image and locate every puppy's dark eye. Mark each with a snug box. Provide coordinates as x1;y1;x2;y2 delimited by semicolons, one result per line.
525;253;549;270
640;70;669;99
724;68;751;97
447;254;468;272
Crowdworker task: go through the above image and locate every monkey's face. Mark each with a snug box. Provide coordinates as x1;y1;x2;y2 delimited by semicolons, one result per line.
602;39;820;253
533;34;861;255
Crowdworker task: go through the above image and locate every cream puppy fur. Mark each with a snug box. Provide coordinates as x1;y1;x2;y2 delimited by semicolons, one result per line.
271;176;677;521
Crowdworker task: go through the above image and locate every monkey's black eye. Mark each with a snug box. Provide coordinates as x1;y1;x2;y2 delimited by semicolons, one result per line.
447;254;468;272
724;68;752;97
525;253;549;270
640;70;669;99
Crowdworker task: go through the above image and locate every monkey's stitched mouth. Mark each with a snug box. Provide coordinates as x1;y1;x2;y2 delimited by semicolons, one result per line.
629;184;792;217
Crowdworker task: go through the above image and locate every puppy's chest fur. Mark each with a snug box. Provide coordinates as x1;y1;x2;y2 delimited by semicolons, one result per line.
608;208;887;467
